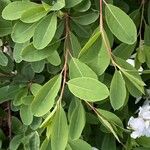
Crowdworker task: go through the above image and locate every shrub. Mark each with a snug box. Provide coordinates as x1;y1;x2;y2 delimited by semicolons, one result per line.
0;0;150;149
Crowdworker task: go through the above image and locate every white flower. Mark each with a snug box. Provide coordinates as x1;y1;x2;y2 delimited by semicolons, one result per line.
144;126;150;137
128;117;145;139
138;100;150;120
92;147;99;150
126;59;143;73
126;59;135;66
139;106;150;120
128;100;150;139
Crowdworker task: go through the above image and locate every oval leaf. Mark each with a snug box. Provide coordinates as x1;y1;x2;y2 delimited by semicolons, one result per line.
110;70;126;110
69;57;98;79
2;1;38;20
31;74;62;117
33;13;57;49
69;139;92;150
72;12;99;25
13;42;29;63
20;105;33;125
0;17;12;37
11;21;37;43
0;51;8;66
105;4;137;44
50;0;65;10
21;44;57;62
20;6;48;23
47;51;61;66
69;101;85;140
65;0;83;8
51;106;68;150
67;77;109;102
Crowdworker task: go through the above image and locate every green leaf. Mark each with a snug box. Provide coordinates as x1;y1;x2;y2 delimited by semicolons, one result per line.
30;117;42;130
97;109;123;128
40;138;51;150
96;111;121;143
30;83;42;96
13;88;28;106
47;51;61;66
105;4;137;44
101;134;116;150
69;139;92;150
144;25;150;46
21;95;34;105
31;74;62;117
21;44;57;62
78;35;101;63
0;17;12;37
69;101;85;140
66;144;72;150
0;86;9;103
74;0;91;12
144;45;150;68
137;137;150;148
65;0;83;8
20;6;48;23
129;9;141;28
40;105;57;128
69;32;81;57
78;30;101;58
115;57;145;94
113;42;136;60
137;46;146;64
88;40;110;75
28;131;40;150
20;105;33;125
9;135;23;150
31;60;45;73
68;99;77;121
123;75;142;98
0;51;8;66
0;0;10;12
72;12;99;25
122;70;145;94
72;21;91;38
2;1;38;20
33;13;57;49
51;105;68;150
69;57;98;79
11;21;37;43
110;70;126;110
13;41;29;63
50;0;65;11
67;77;109;102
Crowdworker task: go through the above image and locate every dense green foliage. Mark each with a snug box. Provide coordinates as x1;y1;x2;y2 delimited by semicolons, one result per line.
0;0;150;149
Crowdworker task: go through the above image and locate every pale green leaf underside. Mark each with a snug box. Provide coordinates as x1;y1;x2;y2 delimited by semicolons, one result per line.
51;106;68;150
2;1;39;20
69;57;98;79
20;6;48;23
69;101;85;140
105;4;137;44
68;77;109;102
31;74;62;117
110;70;126;110
33;13;57;49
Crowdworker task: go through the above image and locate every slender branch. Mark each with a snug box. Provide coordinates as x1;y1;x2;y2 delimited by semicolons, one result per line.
138;0;145;42
99;0;103;31
58;13;70;103
99;0;118;69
